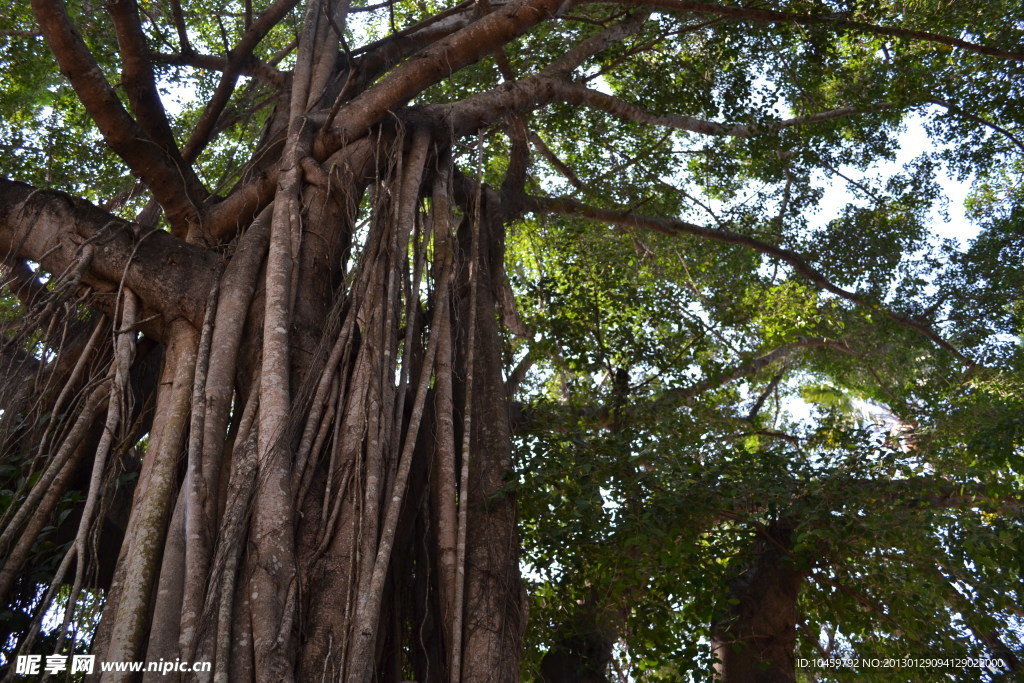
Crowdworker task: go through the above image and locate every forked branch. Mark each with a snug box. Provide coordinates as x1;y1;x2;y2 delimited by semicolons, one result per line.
29;0;207;234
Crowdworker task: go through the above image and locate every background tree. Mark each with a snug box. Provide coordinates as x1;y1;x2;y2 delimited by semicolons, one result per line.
1;0;1022;681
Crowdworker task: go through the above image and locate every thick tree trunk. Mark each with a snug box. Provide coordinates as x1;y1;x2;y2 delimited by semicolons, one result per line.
0;0;590;678
458;207;525;682
538;601;619;683
0;141;524;683
711;520;803;683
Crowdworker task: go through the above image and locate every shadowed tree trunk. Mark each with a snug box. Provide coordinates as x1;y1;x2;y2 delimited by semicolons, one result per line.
0;0;575;673
712;520;804;683
538;599;619;683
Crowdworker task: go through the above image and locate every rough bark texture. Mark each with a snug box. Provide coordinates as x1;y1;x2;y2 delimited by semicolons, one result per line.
459;212;525;683
712;520;804;683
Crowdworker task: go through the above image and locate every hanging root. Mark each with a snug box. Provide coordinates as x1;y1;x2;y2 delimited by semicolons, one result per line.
0;98;514;680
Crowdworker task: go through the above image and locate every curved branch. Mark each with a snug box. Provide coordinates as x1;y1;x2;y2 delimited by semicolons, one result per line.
544;9;650;76
929;98;1024;155
0;179;219;335
314;0;566;158
426;70;893;143
203;167;280;241
526;194;972;365
30;0;207;235
614;0;1024;62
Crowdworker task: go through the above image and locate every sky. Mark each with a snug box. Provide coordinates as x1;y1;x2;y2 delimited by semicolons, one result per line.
817;112;980;246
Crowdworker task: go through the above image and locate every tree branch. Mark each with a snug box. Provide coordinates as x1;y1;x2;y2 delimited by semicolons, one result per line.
427;69;893;144
0;29;42;38
349;0;476;60
30;0;207;235
163;0;189;52
525;194;973;365
1;258;50;311
0;179;219;335
499;114;531;217
612;0;1024;62
544;9;650;76
151;52;285;86
929;98;1024;155
203;168;280;242
528;130;585;190
179;0;301;168
314;0;566;158
106;0;185;159
547;80;896;136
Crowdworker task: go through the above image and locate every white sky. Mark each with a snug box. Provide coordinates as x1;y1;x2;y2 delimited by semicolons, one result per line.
816;113;979;245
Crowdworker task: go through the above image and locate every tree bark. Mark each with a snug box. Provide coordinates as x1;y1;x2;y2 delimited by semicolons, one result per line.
712;520;804;683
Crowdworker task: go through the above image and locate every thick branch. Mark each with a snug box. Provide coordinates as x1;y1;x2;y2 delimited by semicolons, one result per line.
203;167;280;242
412;12;652;137
0;179;219;334
106;0;184;158
526;194;971;365
314;0;566;158
231;0;302;63
349;0;476;63
30;0;206;234
424;74;559;137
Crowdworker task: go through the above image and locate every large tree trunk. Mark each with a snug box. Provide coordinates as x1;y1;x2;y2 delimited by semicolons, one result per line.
0;125;524;683
711;520;804;683
0;0;645;674
0;0;568;675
